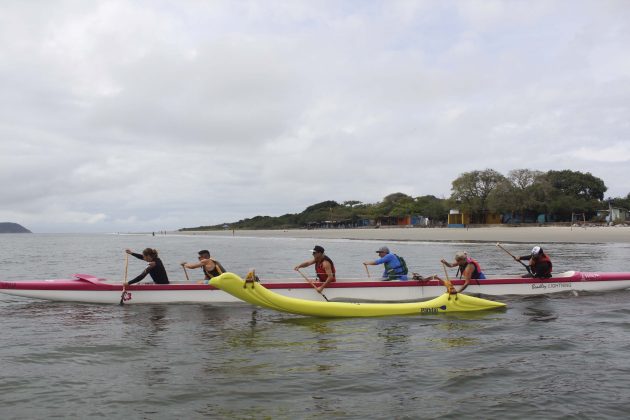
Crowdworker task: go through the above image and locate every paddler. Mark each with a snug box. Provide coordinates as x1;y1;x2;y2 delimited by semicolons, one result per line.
363;246;408;280
181;250;227;283
294;245;336;293
441;251;485;293
515;246;552;278
125;248;170;285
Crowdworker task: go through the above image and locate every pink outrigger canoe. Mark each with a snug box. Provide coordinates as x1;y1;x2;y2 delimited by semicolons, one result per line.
1;271;630;304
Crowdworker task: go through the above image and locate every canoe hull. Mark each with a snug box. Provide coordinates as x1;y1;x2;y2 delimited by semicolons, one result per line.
1;271;629;304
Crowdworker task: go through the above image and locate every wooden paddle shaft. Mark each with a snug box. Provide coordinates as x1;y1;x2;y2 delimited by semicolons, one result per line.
441;261;450;281
496;243;531;271
124;252;128;282
120;252;129;306
496;243;518;259
297;268;329;301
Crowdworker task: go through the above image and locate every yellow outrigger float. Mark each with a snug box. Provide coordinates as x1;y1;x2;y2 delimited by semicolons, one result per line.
209;272;506;318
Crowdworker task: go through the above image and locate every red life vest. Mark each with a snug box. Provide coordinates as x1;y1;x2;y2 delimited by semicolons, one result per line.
315;256;336;282
458;257;483;279
530;253;552;277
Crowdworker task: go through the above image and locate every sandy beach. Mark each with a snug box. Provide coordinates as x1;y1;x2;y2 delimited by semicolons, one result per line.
179;225;630;243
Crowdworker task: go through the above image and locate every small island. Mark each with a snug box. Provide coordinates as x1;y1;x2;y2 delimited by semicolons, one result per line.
0;222;32;233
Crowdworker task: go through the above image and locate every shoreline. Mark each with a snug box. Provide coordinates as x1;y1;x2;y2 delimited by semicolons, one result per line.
176;225;630;244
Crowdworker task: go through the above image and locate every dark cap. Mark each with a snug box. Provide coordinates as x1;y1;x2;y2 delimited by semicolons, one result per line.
312;245;325;253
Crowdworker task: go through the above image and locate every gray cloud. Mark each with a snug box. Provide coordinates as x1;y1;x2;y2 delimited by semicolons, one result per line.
1;0;629;232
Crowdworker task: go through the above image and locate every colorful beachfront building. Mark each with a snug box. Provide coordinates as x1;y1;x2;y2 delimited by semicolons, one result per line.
447;209;502;227
596;207;629;223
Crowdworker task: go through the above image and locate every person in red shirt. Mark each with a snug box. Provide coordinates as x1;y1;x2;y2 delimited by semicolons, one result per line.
515;246;552;278
294;245;336;292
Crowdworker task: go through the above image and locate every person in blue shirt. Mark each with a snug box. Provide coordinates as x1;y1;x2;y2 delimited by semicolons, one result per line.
363;246;408;280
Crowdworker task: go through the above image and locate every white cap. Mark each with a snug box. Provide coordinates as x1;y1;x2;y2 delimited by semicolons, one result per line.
531;246;541;255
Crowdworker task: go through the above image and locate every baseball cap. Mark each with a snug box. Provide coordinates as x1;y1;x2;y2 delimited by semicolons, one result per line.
312;245;325;253
376;246;390;253
531;246;542;255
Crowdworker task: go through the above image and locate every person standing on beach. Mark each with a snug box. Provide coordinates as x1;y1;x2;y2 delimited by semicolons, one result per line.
294;245;336;292
363;246;408;280
441;251;485;293
515;246;552;278
125;248;170;285
181;250;227;282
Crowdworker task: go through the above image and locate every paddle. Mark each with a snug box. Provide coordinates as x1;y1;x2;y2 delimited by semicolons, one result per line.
496;243;532;276
119;252;129;305
364;263;371;279
441;261;457;296
296;268;330;302
182;265;190;281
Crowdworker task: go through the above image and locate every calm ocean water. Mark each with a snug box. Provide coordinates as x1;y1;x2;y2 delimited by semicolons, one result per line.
1;233;630;419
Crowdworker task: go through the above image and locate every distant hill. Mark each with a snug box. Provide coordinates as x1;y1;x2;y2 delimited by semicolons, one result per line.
0;222;32;233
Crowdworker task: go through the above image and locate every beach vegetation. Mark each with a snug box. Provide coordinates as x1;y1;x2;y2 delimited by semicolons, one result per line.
450;169;507;223
180;169;619;231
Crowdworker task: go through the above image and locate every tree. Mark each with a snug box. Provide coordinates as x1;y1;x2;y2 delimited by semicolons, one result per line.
544;170;607;201
450;169;506;223
610;193;630;210
303;200;341;213
542;170;607;220
413;195;448;222
343;200;362;208
375;193;415;216
488;169;545;221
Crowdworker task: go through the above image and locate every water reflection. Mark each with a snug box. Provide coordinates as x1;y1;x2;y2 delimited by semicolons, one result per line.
377;323;411;355
278;317;338;370
427;336;479;349
145;306;168;347
524;307;558;322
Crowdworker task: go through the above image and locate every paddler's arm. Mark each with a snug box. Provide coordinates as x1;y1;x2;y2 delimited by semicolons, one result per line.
125;249;144;261
128;261;157;285
440;258;456;268
457;264;474;293
127;268;149;285
364;256;386;266
181;261;203;269
294;259;315;271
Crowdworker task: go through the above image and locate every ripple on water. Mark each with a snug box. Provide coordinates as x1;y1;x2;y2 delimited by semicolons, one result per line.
2;235;630;418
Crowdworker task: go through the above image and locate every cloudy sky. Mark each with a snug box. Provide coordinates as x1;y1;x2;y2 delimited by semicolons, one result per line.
1;1;629;233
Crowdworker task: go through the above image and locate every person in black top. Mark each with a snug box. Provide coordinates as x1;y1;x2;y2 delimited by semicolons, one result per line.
125;248;170;285
515;246;552;278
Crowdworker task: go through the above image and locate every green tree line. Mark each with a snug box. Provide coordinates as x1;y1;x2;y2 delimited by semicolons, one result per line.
180;168;629;230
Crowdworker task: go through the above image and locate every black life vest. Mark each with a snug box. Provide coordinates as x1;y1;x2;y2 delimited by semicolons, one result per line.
202;258;226;279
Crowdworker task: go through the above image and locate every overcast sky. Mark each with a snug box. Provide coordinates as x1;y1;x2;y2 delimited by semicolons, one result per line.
1;1;629;233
